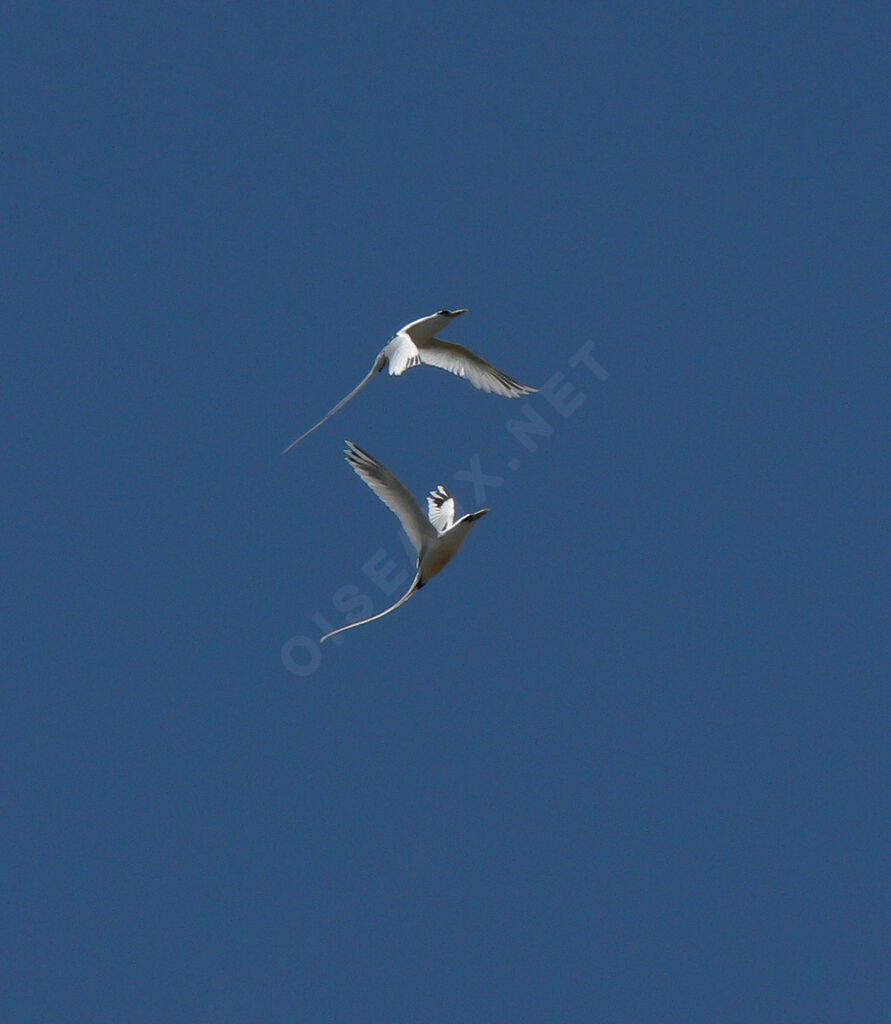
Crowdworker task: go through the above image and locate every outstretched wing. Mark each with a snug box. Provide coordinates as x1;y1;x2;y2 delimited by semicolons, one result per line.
417;338;538;397
282;353;386;454
344;441;436;554
321;570;422;643
426;485;456;533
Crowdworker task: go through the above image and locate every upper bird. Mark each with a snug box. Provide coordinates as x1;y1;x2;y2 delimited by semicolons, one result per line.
319;441;490;643
283;309;538;453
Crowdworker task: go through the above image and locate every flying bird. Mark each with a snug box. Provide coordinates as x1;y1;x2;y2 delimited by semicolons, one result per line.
283;309;537;453
319;441;490;643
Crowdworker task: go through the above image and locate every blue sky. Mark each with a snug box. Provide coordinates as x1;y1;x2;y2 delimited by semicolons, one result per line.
3;3;888;1021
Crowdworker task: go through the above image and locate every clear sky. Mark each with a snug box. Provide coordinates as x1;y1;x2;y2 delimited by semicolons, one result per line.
4;3;888;1022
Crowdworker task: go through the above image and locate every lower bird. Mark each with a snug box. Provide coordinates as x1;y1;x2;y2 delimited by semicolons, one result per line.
283;309;537;453
320;441;490;643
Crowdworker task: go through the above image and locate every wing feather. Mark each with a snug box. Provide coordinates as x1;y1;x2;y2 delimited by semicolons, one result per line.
344;441;435;553
427;485;456;533
384;332;422;376
417;338;538;397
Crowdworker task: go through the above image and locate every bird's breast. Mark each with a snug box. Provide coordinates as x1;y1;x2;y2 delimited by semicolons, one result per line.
419;528;471;582
419;541;457;582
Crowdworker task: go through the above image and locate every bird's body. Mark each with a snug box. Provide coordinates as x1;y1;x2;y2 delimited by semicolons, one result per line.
319;442;489;643
283;309;537;453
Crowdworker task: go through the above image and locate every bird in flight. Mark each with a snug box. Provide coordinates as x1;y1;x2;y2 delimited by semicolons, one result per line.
320;441;490;643
283;309;537;453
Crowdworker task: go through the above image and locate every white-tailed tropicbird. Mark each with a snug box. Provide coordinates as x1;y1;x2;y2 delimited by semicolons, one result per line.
283;309;537;453
319;441;490;642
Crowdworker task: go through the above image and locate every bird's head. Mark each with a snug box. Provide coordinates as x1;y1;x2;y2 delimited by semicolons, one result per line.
468;508;490;522
436;308;468;318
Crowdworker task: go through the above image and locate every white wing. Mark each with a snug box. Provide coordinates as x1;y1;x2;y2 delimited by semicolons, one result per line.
283;353;385;454
426;485;456;533
344;441;436;554
417;338;538;397
384;332;422;376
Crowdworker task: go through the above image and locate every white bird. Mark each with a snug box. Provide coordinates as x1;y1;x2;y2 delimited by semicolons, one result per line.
283;309;537;453
320;441;490;643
